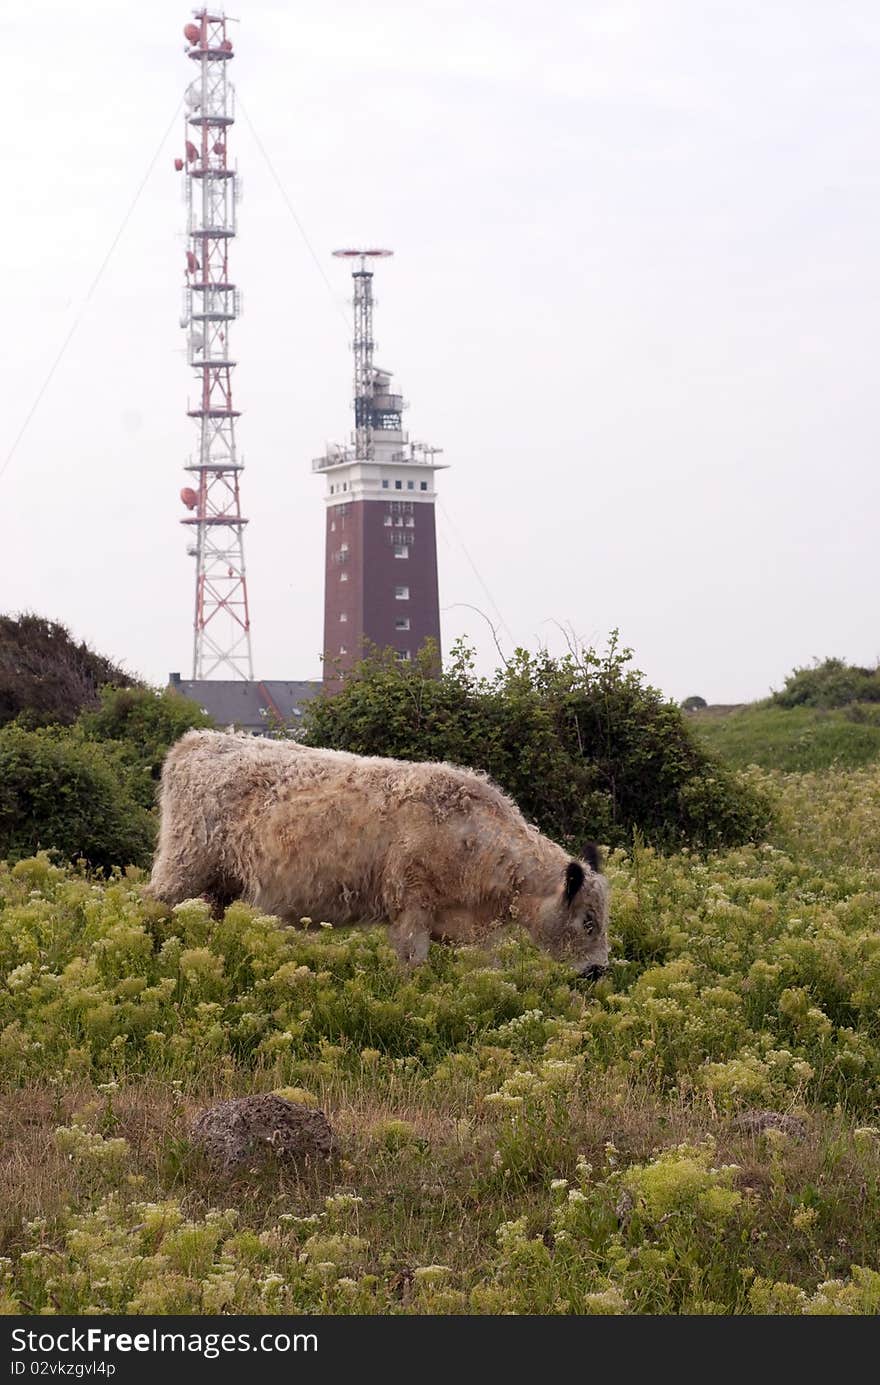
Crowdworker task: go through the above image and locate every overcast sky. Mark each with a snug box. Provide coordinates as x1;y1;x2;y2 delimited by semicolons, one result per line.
2;0;878;703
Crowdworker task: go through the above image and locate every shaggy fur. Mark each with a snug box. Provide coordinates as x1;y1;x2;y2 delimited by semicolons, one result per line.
148;730;610;971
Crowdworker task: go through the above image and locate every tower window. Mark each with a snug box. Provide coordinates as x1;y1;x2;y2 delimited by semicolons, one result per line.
405;516;414;528
394;586;409;600
339;612;348;622
383;515;392;526
420;482;428;491
407;481;414;490
394;480;402;490
394;547;409;559
330;520;336;532
340;571;348;582
382;479;389;489
395;617;410;631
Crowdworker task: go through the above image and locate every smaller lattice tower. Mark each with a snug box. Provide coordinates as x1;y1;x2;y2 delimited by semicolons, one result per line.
313;251;446;687
176;9;253;679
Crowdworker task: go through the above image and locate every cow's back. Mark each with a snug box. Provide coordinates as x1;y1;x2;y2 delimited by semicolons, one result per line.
154;730;535;925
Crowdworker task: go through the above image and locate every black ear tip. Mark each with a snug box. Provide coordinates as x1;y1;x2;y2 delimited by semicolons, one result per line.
564;859;585;903
583;842;602;874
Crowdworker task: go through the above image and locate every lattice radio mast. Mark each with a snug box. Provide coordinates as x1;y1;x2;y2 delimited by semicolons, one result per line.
175;8;253;679
332;248;393;460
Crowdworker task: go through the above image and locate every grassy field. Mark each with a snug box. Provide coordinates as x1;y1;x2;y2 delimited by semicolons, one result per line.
2;760;880;1315
691;703;880;773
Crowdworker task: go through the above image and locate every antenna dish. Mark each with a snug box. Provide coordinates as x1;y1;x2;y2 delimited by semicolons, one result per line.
333;248;393;259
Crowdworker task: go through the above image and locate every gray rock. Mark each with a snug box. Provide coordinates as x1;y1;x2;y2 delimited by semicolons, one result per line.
730;1109;807;1140
190;1094;337;1173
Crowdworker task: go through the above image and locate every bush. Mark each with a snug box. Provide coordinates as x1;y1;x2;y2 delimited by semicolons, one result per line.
0;723;155;869
0;614;138;728
772;657;880;710
78;686;214;808
680;696;707;711
0;616;211;863
302;637;771;852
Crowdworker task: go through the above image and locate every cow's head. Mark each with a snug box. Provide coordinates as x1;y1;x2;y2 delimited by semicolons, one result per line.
530;843;610;979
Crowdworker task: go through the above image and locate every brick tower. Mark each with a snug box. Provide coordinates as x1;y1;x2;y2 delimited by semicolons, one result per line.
313;250;445;687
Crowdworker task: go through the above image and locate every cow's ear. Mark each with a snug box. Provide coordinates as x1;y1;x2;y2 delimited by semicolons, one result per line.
564;861;585;904
583;842;602;874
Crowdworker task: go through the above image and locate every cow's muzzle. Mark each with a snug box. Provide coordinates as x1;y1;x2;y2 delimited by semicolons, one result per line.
577;963;608;982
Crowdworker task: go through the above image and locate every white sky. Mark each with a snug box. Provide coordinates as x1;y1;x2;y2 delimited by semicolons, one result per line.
1;0;878;703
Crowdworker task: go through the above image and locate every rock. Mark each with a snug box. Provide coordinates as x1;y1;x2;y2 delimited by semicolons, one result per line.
190;1094;337;1173
730;1109;807;1141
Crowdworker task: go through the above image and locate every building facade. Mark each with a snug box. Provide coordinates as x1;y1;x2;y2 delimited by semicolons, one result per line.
313;252;445;687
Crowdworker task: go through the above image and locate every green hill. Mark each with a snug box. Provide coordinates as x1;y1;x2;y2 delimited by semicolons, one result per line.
691;703;880;772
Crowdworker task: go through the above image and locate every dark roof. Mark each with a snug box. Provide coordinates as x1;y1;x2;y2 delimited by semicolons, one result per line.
169;675;322;732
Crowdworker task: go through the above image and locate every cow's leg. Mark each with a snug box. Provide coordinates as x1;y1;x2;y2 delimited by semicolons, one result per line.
388;909;432;967
146;813;217;907
147;849;213;907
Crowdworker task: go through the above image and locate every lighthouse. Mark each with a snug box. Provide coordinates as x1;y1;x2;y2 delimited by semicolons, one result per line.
313;251;445;688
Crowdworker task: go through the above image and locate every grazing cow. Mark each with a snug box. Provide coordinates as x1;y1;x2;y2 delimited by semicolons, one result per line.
148;730;610;976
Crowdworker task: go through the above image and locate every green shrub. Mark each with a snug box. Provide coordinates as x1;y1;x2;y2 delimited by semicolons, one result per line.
0;619;211;865
772;657;880;710
0;724;154;869
302;637;771;852
78;686;213;808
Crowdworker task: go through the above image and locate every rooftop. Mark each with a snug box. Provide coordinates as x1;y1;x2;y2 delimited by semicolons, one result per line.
169;675;322;733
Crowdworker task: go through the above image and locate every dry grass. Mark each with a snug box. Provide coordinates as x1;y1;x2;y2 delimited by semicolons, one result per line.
3;1070;877;1301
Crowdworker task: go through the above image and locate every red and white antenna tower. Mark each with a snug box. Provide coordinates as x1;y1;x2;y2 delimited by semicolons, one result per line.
176;9;253;680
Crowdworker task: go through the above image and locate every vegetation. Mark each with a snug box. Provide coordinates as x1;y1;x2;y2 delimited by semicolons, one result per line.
690;656;880;773
693;704;880;773
79;685;214;810
0;725;155;870
0;615;137;729
2;762;880;1314
304;639;771;853
0;686;212;869
771;657;880;710
2;627;878;1314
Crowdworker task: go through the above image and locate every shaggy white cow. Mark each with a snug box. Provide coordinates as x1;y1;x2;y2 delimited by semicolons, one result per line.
148;730;610;975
